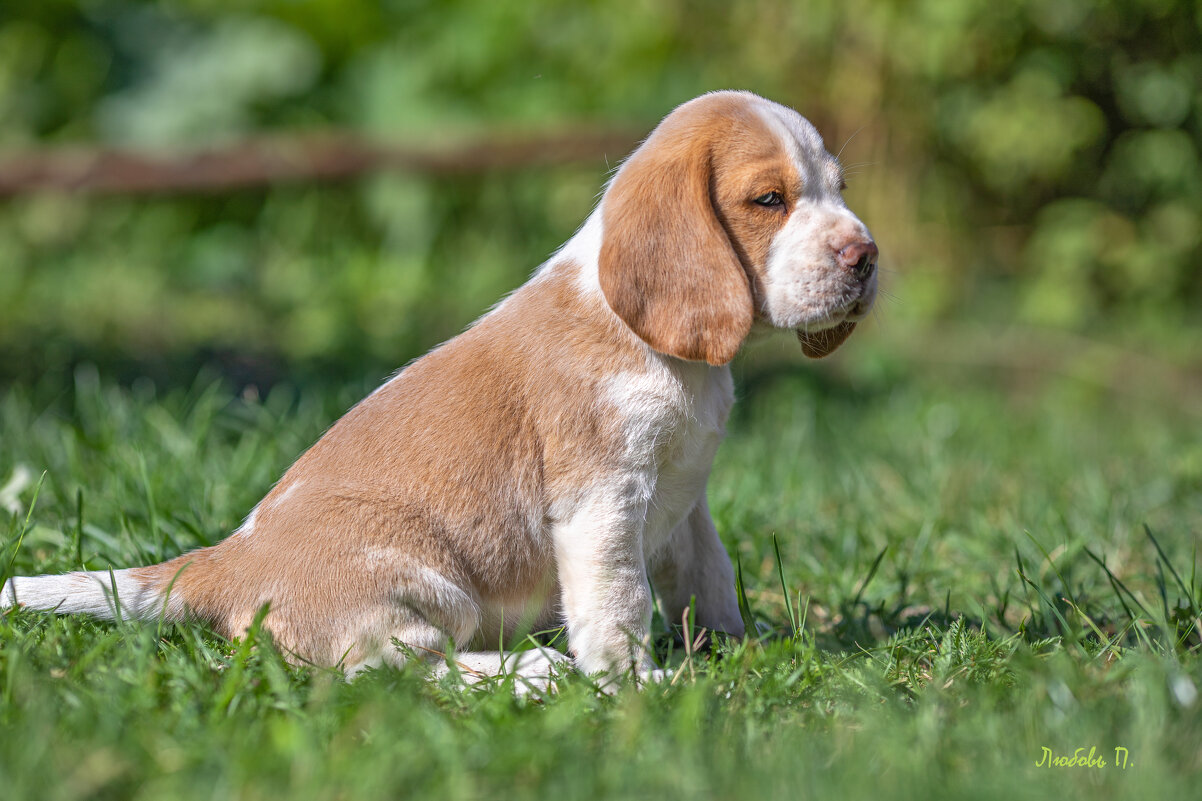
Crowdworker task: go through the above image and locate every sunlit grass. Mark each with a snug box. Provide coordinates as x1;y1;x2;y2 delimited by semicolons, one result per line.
1;356;1199;800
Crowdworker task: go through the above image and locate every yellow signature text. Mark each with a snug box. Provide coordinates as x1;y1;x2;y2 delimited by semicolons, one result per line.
1035;746;1133;769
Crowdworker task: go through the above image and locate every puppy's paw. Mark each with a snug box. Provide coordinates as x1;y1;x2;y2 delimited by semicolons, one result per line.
636;667;671;685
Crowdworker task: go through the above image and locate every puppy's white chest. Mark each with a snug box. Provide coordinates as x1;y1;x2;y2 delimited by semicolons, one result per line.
608;362;734;550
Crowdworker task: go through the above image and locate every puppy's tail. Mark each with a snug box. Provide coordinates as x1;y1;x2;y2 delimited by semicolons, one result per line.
1;559;190;623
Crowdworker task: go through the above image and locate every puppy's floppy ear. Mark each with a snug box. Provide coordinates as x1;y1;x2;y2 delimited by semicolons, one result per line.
598;123;754;366
797;321;856;358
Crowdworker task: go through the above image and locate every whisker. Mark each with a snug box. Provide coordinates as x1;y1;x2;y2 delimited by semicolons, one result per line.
836;128;866;163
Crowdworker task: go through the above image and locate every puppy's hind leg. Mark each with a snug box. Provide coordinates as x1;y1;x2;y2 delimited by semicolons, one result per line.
349;607;571;695
341;574;570;694
339;567;482;678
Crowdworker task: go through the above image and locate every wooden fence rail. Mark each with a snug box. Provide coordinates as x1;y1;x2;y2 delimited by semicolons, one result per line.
0;128;642;196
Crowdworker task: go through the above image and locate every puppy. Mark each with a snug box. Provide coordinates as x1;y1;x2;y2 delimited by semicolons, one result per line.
2;91;877;687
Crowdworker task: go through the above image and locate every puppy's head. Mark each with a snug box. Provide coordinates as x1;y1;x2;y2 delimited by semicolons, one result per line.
599;91;877;365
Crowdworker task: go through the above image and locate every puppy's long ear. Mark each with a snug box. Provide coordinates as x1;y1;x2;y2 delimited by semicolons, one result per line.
598;122;754;366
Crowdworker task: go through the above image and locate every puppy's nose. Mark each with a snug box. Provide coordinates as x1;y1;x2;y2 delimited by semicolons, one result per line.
837;240;878;279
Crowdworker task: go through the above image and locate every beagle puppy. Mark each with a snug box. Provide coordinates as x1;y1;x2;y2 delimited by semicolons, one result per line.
2;91;878;687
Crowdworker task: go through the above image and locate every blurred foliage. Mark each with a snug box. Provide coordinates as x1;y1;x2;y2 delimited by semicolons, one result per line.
0;0;1200;384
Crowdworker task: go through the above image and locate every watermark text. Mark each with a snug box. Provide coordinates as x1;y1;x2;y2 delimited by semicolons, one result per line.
1035;746;1134;770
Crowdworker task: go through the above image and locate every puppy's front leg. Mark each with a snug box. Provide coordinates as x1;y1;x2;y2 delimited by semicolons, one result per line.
649;498;745;638
553;495;657;680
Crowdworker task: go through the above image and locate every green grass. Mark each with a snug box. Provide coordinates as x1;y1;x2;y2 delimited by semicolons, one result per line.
2;351;1200;800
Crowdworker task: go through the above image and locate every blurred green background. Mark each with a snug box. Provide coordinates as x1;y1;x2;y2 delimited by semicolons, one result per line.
0;0;1199;389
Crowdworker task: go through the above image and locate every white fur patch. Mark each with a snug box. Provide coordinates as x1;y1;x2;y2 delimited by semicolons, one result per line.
603;359;733;552
273;480;302;507
543;208;604;295
231;505;259;540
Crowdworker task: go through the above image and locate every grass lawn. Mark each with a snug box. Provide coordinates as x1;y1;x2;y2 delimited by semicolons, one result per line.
1;342;1200;800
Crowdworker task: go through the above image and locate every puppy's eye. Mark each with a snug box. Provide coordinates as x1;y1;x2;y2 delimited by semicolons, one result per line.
753;191;784;207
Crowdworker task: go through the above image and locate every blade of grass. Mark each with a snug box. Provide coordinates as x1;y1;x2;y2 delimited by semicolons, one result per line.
1014;546;1041;632
73;488;85;569
1023;530;1079;609
851;546;888;608
1063;597;1125;659
1083;547;1154;619
1155;560;1171;625
2;471;46;599
1015;561;1076;646
772;534;797;635
107;566;123;623
1144;524;1197;610
734;553;757;639
138;453;164;557
214;601;272;716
